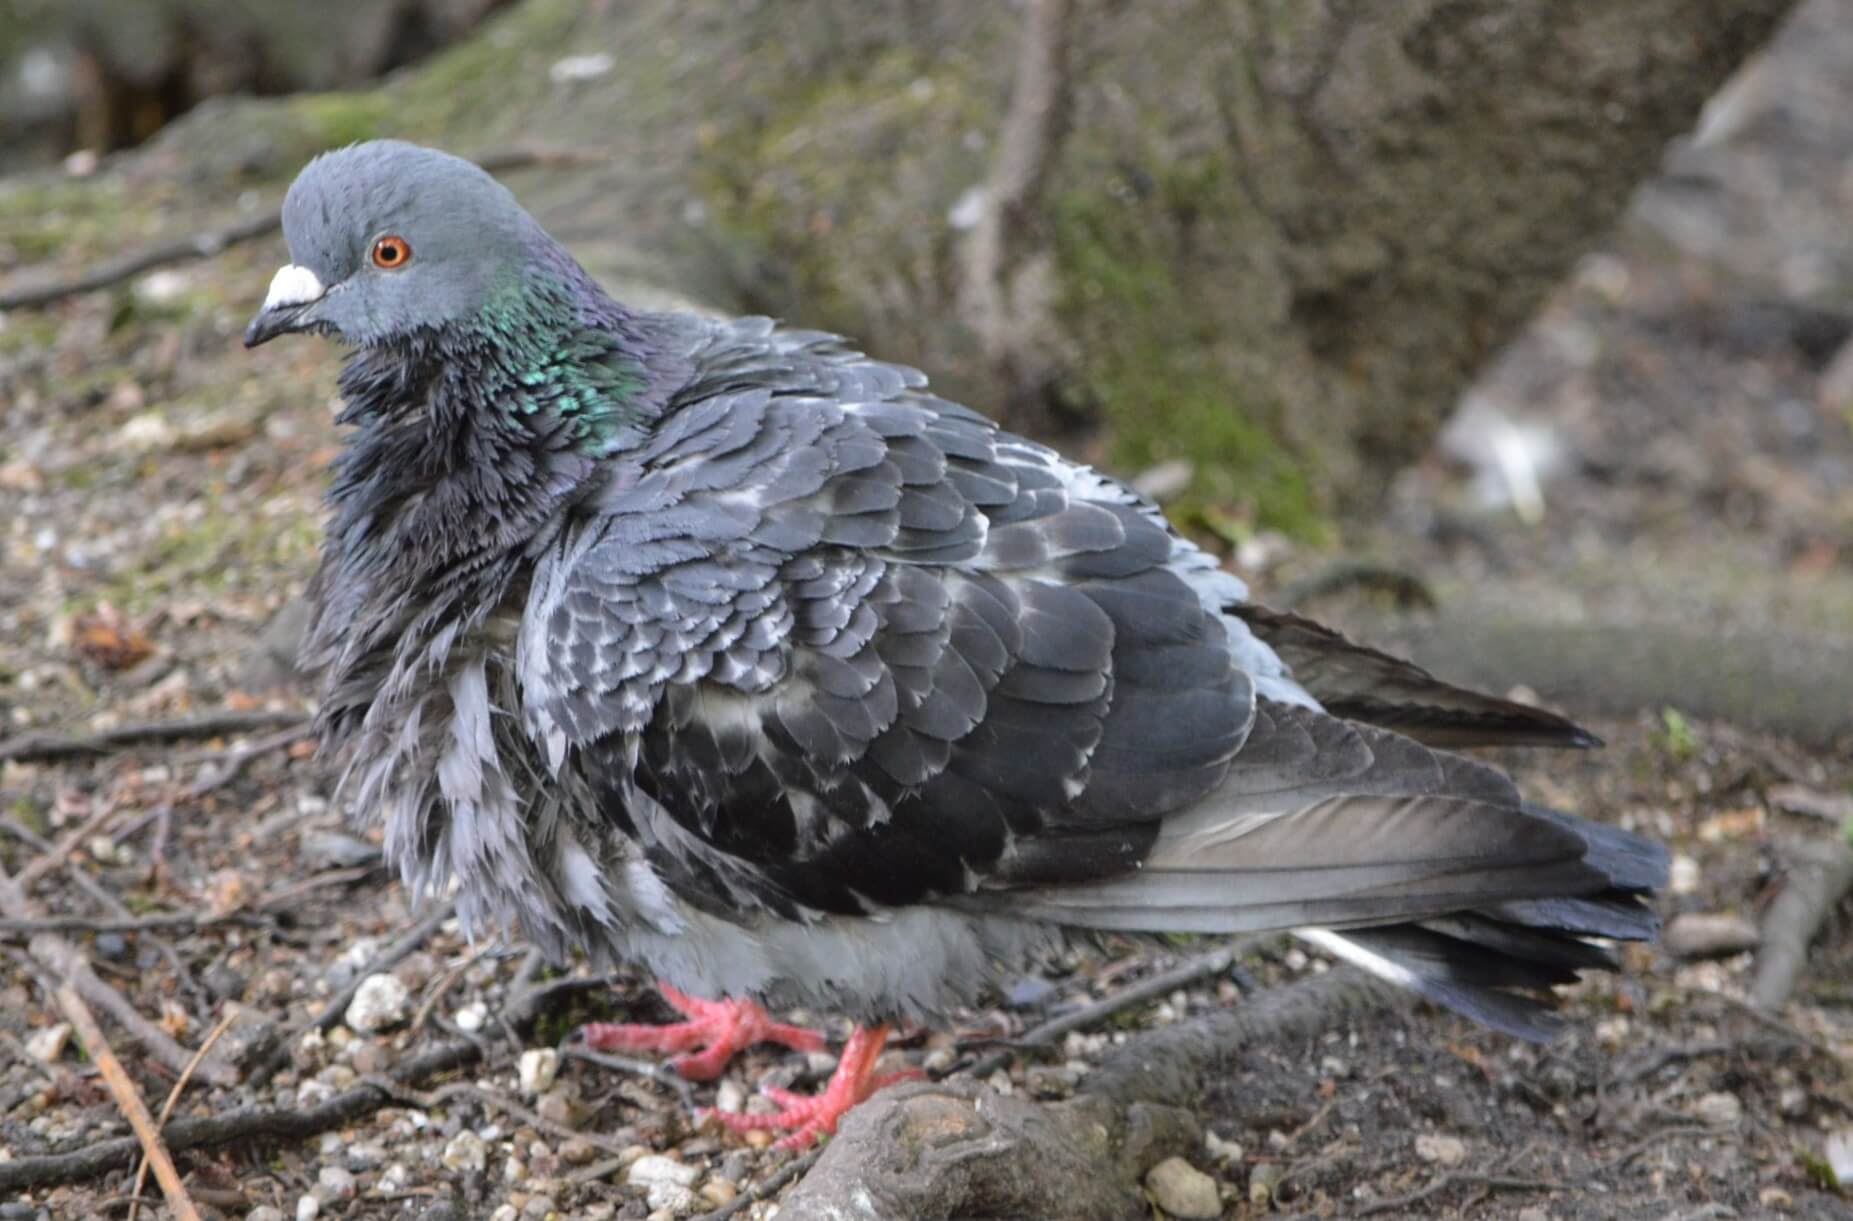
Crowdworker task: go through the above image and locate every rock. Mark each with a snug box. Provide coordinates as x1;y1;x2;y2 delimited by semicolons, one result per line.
454;1001;489;1032
518;1048;560;1095
441;1130;489;1173
535;1090;580;1129
25;1022;71;1063
1248;1162;1283;1208
630;1155;701;1213
559;1138;598;1166
1204;1130;1243;1166
345;973;409;1033
1825;1128;1853;1186
246;1209;287;1221
294;1197;320;1221
1692;1091;1743;1128
315;1165;356;1199
1663;912;1760;959
712;1077;747;1115
698;1179;738;1208
1415;1133;1467;1166
1144;1156;1221;1219
488;1206;518;1221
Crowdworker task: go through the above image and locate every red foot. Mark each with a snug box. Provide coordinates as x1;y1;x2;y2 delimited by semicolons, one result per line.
581;983;826;1082
708;1023;925;1150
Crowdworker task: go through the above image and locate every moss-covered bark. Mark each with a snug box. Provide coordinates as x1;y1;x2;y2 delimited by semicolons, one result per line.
1;0;1798;533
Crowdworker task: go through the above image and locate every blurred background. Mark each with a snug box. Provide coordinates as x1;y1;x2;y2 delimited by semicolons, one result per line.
1;1;1849;1217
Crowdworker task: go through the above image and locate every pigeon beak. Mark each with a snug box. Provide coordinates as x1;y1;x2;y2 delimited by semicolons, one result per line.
242;264;328;348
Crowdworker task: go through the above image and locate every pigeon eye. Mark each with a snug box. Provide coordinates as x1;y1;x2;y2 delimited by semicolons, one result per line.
370;235;412;269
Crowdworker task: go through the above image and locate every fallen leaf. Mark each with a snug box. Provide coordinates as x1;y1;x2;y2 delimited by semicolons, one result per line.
71;603;154;671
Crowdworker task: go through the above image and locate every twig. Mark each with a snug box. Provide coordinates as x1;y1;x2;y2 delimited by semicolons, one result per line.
129;1007;239;1221
0;144;602;313
560;1045;697;1110
55;983;203;1221
0;710;306;764
692;1147;825;1221
0;957;562;1192
1751;836;1853;1010
12;800;119;890
960;938;1262;1081
1352;1171;1565;1216
0;867;238;1087
0;911;269;937
181;724;314;800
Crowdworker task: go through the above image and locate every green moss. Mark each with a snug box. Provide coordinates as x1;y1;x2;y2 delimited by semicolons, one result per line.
90;499;321;614
395;0;587;139
293;93;391;150
1047;164;1326;539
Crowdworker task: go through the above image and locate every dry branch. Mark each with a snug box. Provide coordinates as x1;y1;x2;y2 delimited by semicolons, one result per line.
0;864;240;1088
55;983;203;1221
0;710;307;765
1751;835;1853;1011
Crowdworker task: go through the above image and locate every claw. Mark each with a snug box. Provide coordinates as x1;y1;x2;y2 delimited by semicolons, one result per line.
707;1024;921;1150
582;983;825;1082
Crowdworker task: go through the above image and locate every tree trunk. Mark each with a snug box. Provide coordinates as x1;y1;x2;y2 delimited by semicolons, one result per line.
11;0;1797;527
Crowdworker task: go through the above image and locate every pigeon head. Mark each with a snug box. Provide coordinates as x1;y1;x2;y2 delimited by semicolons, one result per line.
244;140;546;348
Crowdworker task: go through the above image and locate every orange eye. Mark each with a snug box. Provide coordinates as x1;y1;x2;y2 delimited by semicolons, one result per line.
370;235;412;269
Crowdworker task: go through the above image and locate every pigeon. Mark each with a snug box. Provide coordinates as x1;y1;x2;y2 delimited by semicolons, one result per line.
245;141;1665;1148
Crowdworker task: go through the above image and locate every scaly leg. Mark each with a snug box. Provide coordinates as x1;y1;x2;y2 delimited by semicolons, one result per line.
707;1023;924;1149
581;982;826;1082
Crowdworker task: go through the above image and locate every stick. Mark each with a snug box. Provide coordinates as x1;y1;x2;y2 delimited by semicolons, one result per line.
1751;836;1853;1010
692;1147;825;1221
0;145;603;313
11;801;119;890
55;983;203;1221
129;1008;238;1221
0;964;562;1192
1353;1171;1566;1216
0;911;269;937
0;866;238;1087
960;938;1264;1081
0;710;306;764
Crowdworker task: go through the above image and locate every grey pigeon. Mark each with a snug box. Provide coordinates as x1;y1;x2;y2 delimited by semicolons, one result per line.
245;141;1664;1143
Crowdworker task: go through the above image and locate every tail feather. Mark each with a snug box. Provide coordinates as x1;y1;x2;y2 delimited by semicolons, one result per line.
984;697;1667;1041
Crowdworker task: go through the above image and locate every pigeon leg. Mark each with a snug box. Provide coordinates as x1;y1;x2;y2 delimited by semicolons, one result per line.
708;1023;925;1150
580;982;826;1082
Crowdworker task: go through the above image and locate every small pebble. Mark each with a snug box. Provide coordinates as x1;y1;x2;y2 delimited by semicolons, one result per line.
1248;1162;1283;1207
519;1048;561;1095
743;1129;774;1150
345;974;409;1032
559;1138;598;1166
1143;1156;1221;1219
316;1165;356;1199
699;1179;738;1208
488;1206;518;1221
536;1090;580;1128
442;1129;489;1173
24;1023;70;1064
295;1197;320;1221
1692;1091;1742;1128
523;1196;557;1218
455;1001;489;1032
713;1077;748;1114
246;1209;287;1221
1204;1130;1244;1166
1415;1133;1467;1166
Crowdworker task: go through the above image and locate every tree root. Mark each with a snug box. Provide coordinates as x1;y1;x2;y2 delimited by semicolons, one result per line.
774;967;1401;1221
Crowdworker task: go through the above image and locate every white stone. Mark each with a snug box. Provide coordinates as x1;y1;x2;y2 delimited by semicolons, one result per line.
1693;1091;1742;1128
315;1164;356;1199
1204;1130;1244;1166
1415;1133;1467;1166
518;1047;560;1095
714;1077;747;1115
629;1155;700;1189
345;973;409;1032
25;1022;70;1063
455;1001;489;1032
442;1129;489;1173
246;1209;287;1221
549;53;614;83
1143;1156;1221;1219
294;1196;320;1221
489;1206;519;1221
